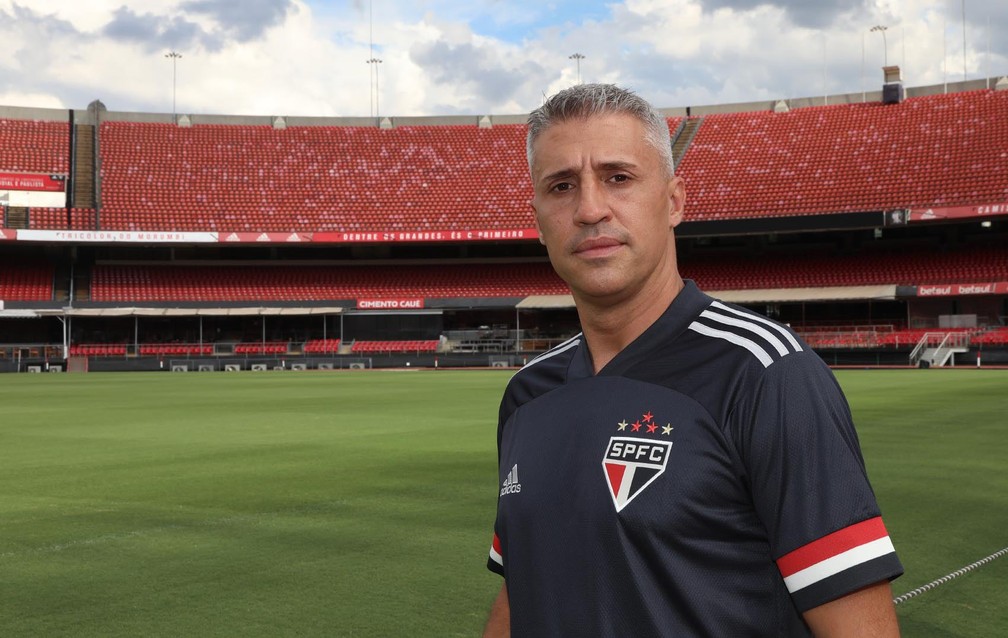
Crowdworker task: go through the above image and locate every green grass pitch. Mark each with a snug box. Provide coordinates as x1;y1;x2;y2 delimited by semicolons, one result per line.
1;369;1005;636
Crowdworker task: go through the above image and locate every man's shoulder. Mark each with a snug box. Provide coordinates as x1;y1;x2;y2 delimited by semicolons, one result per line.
627;293;827;423
684;297;808;371
501;333;582;420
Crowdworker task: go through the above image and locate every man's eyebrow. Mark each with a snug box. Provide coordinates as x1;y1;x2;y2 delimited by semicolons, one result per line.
537;161;640;186
597;160;638;172
538;168;577;186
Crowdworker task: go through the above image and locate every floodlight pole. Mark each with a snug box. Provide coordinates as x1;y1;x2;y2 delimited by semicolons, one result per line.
870;25;888;67
367;57;383;119
961;0;967;81
165;50;182;119
569;53;585;84
861;32;867;102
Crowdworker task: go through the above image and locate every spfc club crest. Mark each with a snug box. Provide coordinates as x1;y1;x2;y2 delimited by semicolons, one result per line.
602;437;672;512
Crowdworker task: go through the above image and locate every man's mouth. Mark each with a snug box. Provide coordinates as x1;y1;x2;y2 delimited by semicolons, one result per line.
574;237;623;257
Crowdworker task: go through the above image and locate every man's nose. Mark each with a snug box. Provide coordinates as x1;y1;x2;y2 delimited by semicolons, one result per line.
573;180;611;225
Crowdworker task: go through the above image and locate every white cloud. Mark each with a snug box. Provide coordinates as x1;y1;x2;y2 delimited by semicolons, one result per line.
0;1;1002;117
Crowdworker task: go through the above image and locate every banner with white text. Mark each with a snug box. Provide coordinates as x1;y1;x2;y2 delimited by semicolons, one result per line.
916;282;1008;297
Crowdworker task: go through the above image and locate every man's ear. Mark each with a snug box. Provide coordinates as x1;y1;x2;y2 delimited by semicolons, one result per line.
668;176;686;229
531;200;546;245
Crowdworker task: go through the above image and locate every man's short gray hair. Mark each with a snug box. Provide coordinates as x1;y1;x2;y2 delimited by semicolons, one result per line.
526;83;675;177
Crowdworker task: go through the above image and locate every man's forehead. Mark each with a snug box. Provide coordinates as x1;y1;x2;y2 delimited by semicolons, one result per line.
531;113;653;174
536;112;644;140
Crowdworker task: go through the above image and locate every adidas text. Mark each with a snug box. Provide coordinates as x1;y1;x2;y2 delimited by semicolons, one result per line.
500;464;521;496
500;483;522;496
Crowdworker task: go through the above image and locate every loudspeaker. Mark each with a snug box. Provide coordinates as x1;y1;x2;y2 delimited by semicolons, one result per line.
882;83;903;104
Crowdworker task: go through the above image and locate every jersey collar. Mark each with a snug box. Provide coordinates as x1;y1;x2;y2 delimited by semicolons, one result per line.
568;279;712;380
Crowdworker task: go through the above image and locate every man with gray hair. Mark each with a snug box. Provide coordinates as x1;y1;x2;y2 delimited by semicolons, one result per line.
484;84;902;636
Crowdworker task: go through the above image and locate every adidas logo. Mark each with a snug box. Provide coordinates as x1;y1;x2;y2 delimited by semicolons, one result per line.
500;463;522;496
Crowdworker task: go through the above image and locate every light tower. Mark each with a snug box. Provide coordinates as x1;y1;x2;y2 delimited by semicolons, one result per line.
569;53;586;84
870;25;888;66
367;57;383;118
164;50;182;119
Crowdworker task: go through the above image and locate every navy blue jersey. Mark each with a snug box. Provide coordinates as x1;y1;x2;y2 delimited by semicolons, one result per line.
487;280;902;636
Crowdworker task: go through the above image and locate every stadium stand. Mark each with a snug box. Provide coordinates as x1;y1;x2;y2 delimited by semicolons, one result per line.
138;344;213;356
234;342;289;355
1;83;1007;371
6;91;1006;235
89;262;568;301
974;327;1008;345
798;327;988;349
68;343;127;357
350;340;438;353
680;245;1008;290
28;207;97;230
875;329;975;347
303;339;341;353
97;123;535;232
677;90;1008;221
86;244;1005;302
24;90;993;234
0;262;55;301
0;118;69;173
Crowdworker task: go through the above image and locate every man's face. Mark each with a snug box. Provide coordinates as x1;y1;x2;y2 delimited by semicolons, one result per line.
530;113;685;305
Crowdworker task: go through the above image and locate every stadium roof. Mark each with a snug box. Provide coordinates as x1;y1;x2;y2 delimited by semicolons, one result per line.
514;286;898;308
516;295;576;309
715;286;898;303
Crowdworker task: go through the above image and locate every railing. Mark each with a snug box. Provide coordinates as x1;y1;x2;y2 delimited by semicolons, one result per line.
909;332;972;367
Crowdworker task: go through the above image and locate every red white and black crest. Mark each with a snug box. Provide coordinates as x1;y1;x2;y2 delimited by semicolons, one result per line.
602;436;672;512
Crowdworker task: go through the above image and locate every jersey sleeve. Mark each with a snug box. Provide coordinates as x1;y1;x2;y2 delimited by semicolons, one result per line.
487;531;504;576
486;386;514;578
731;350;903;612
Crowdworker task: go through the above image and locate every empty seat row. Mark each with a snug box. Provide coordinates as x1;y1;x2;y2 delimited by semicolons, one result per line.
90;263;568;301
139;343;213;356
799;328;979;349
68;343;127;356
234;342;288;354
974;328;1008;345
681;245;1007;290
28;207;97;230
350;340;438;353
0;118;69;173
0;262;55;300
303;339;342;353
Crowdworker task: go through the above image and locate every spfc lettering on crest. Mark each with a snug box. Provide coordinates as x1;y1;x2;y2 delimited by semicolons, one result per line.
602;437;672;512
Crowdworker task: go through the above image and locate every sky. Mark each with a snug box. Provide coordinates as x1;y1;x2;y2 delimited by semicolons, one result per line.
0;0;1004;118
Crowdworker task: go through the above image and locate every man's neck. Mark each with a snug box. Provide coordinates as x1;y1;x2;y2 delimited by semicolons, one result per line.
576;273;685;374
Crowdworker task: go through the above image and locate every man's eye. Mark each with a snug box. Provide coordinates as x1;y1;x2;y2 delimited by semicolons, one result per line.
551;182;573;193
609;174;629;183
